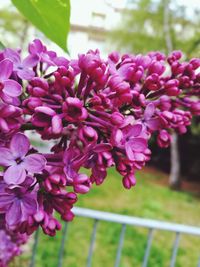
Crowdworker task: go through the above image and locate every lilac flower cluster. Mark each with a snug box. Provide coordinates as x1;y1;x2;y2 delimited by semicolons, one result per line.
0;40;199;264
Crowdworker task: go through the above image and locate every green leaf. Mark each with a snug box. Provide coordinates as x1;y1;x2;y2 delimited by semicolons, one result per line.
0;41;5;50
11;0;70;51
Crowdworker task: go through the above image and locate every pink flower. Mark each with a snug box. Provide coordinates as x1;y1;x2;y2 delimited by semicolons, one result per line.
4;48;39;80
28;39;55;65
157;130;171;148
0;133;46;185
0;59;22;99
143;103;161;131
63;97;88;122
122;173;136;189
73;173;91;194
0;177;38;230
125;132;148;162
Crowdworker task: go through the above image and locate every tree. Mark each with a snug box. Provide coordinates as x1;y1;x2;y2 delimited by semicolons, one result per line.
110;0;200;56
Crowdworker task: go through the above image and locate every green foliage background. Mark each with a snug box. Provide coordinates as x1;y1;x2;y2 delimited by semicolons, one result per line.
110;0;200;57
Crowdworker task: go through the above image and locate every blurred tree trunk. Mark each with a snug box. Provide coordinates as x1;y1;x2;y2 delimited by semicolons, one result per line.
169;133;181;189
163;0;181;189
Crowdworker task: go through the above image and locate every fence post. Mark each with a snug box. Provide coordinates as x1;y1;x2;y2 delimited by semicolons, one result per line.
142;228;154;267
169;232;181;267
86;219;99;267
114;223;126;267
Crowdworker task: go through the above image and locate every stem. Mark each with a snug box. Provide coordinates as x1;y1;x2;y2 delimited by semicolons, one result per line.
88;114;113;128
84;78;93;101
20;123;40;131
147;88;165;99
77;72;87;97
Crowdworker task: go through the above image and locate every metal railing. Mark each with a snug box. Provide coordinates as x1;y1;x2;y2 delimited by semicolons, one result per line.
29;207;200;267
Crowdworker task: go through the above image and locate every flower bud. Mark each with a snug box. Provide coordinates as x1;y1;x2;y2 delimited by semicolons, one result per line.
157;130;171;148
122;173;136;189
110;112;124;126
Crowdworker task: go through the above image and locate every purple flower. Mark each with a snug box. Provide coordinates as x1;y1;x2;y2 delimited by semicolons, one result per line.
148;60;165;75
108;75;132;105
4;48;39;80
78;126;98;145
123;125;148;162
28;39;55;66
63;148;88;181
157;130;171;148
111;123;148;162
0;59;22;98
73;173;91;194
0;133;46;185
143;103;160;131
0;227;28;267
118;62;144;83
0;102;22;134
0;230;21;267
32;106;55;127
144;73;162;91
0;177;38;230
32;106;63;136
63;97;88;122
122;173;136;189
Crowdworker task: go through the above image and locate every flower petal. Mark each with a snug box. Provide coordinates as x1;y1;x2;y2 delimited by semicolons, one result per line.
144;103;155;120
0;148;15;166
3;80;22;97
0;194;14;211
147;118;160;131
23;154;46;173
93;143;112;153
21;196;38;216
23;54;39;67
125;143;135;161
5;199;22;227
3;48;21;65
10;133;30;158
17;68;35;80
128;124;142;137
0;59;13;80
29;39;43;54
4;165;26;185
128;138;147;152
52;115;62;134
35;106;56;116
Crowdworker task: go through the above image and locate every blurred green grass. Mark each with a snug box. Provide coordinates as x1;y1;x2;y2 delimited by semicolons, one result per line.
14;168;200;267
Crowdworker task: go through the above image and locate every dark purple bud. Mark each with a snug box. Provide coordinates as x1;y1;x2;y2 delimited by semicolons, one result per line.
122;173;136;189
148;60;165;75
110;112;124;126
157;130;171;148
164;79;180;96
63;97;88;122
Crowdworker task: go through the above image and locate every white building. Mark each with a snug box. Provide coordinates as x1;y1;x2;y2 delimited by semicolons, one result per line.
68;0;125;57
